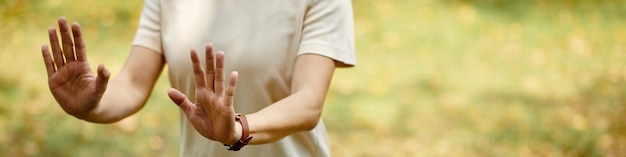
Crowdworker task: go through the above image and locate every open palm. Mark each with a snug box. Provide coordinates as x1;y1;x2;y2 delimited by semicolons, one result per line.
41;17;110;119
167;44;240;144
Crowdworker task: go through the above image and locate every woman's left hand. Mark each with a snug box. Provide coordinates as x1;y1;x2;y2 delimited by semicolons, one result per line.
167;43;241;144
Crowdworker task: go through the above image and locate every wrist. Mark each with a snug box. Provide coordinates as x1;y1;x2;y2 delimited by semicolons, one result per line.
223;114;253;151
72;106;99;121
227;119;243;144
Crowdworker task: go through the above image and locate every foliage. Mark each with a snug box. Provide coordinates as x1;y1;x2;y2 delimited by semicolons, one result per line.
1;0;625;156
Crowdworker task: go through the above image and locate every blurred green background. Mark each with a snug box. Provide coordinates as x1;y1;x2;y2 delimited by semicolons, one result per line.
1;0;626;156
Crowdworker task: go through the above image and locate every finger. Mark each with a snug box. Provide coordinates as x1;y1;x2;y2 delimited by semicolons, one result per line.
167;88;195;113
214;51;225;95
205;43;216;92
71;22;88;62
224;71;238;107
48;27;65;68
95;64;110;96
58;17;76;62
41;45;56;76
190;49;208;90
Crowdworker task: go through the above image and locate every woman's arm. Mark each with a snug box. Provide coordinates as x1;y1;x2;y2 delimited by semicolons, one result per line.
245;53;335;144
87;46;165;123
43;17;164;123
167;45;337;145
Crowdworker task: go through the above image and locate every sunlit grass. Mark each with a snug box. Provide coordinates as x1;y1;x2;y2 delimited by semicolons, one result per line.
325;1;626;156
1;0;625;156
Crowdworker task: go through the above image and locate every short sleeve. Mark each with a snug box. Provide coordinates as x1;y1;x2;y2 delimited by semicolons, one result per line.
132;0;162;54
298;0;356;67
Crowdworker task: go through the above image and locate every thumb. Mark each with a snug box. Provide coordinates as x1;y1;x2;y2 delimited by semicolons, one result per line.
95;64;110;95
168;88;195;113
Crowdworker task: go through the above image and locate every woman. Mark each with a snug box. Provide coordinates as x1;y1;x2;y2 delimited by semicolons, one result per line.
41;0;355;156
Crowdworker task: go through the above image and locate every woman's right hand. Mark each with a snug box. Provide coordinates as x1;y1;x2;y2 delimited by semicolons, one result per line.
41;17;110;120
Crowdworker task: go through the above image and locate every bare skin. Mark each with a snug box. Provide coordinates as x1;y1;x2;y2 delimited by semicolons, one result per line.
42;17;335;145
167;46;242;144
42;18;111;120
42;17;164;123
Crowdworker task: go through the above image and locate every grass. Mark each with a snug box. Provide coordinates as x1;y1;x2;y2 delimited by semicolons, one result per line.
1;0;625;156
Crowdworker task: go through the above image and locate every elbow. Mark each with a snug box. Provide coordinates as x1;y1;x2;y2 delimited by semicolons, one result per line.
302;118;320;131
293;90;326;131
301;109;322;131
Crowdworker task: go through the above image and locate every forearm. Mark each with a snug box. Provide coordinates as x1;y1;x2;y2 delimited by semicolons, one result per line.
246;89;325;144
244;54;335;145
81;46;164;123
84;77;150;123
170;53;334;145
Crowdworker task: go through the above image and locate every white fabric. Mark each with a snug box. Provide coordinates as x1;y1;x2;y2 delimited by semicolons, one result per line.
132;0;355;156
